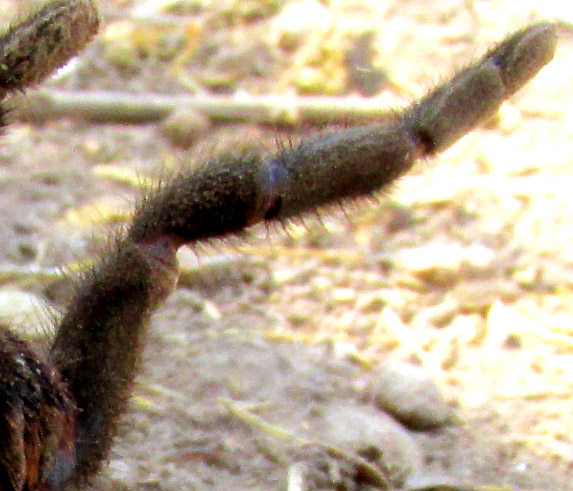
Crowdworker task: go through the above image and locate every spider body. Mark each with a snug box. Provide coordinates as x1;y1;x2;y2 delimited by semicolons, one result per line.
0;1;558;489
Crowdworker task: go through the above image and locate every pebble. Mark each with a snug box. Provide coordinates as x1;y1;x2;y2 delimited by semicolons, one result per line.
159;108;211;149
313;403;424;486
368;361;454;431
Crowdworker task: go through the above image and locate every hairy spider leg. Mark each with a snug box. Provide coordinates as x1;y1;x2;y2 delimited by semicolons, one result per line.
0;3;557;487
50;21;556;488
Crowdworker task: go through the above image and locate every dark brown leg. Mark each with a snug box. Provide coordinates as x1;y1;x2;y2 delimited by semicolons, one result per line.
0;2;557;487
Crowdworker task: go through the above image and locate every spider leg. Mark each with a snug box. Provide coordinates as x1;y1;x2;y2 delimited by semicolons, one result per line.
129;22;557;234
47;21;556;488
0;0;99;100
0;6;557;488
49;238;178;486
0;1;98;489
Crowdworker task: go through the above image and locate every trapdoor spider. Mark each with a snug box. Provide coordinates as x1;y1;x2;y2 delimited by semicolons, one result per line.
0;0;558;489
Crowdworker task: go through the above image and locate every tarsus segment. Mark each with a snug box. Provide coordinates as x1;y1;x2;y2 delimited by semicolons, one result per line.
406;21;557;155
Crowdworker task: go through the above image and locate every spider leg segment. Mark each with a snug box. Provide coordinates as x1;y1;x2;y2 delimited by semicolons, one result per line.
0;4;557;488
0;0;99;100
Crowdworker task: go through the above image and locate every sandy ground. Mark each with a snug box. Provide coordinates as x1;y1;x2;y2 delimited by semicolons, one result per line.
0;0;571;489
